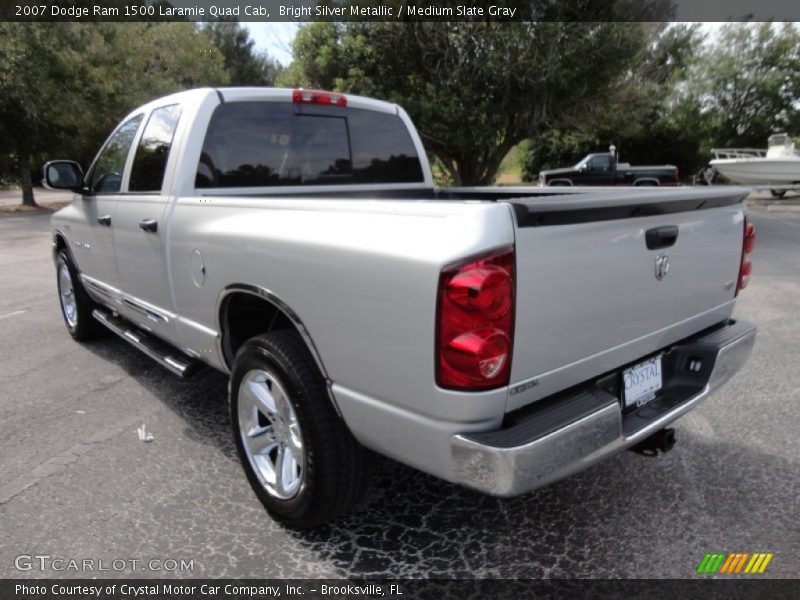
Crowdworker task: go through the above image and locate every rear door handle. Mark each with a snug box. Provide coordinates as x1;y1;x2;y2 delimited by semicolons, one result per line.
138;219;158;233
645;225;678;250
97;215;112;227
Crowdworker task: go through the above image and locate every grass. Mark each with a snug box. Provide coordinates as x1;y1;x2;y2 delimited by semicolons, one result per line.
494;142;530;185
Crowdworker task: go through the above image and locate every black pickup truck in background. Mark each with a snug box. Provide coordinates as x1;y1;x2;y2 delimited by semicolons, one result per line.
538;147;679;186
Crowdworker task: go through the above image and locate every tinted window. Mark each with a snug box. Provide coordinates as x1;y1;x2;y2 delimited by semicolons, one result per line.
294;115;351;184
88;115;143;193
348;109;424;183
129;104;182;192
196;102;297;188
196;102;424;188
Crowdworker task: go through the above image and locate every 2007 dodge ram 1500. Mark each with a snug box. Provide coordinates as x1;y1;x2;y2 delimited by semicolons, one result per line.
46;88;757;528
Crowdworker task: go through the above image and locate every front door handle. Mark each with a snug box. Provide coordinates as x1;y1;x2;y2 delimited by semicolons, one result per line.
97;215;112;227
138;219;158;233
645;225;678;250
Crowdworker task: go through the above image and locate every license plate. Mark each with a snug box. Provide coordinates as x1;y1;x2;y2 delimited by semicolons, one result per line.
622;355;663;409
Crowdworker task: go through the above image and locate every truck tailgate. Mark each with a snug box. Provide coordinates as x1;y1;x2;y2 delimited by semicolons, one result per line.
504;188;747;412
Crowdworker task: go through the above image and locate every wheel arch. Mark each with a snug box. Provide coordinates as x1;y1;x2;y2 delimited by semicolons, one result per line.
52;229;85;285
216;284;331;384
52;229;71;262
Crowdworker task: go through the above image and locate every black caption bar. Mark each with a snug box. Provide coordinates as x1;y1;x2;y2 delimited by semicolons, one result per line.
3;579;799;600
4;0;800;22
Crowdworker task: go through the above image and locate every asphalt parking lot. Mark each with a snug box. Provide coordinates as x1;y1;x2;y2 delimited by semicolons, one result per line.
0;206;798;579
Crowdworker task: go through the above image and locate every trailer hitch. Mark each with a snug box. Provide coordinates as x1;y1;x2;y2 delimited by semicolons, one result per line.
630;428;676;457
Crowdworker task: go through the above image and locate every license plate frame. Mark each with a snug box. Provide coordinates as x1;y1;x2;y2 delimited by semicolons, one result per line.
622;354;663;410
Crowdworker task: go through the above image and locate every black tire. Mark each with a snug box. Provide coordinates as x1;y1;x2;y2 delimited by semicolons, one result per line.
230;330;371;528
55;249;105;341
770;189;787;199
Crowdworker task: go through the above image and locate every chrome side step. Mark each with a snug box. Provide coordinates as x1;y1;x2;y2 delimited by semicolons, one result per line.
92;309;203;378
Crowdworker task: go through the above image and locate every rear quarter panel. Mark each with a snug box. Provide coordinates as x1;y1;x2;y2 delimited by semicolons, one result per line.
168;197;515;426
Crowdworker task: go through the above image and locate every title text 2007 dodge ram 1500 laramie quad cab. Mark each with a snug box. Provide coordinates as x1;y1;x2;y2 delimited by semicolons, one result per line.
45;88;756;528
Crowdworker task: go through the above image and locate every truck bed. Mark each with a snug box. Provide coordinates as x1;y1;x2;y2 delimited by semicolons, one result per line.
194;183;748;416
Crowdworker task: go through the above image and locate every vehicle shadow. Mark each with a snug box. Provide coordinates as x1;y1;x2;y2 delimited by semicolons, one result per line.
81;335;236;459
81;335;798;579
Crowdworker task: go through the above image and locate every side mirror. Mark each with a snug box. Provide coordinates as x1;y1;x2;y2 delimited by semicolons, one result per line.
43;161;84;192
577;164;586;172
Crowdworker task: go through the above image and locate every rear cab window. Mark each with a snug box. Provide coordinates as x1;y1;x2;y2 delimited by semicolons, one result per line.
195;101;424;188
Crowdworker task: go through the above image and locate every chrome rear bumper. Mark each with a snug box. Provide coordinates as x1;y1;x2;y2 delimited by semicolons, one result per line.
451;320;756;497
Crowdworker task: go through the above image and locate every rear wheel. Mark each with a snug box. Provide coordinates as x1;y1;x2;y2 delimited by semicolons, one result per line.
770;189;787;199
230;330;370;528
55;250;105;341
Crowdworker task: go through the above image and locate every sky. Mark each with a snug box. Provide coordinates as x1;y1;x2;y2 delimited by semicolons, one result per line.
245;23;300;65
244;22;734;67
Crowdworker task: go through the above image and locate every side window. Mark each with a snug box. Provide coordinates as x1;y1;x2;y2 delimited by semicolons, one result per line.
129;104;182;192
588;155;612;173
196;102;297;188
88;115;143;193
347;109;424;183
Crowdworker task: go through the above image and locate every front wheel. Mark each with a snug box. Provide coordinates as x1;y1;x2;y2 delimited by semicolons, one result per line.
770;189;787;199
55;250;105;341
230;330;371;528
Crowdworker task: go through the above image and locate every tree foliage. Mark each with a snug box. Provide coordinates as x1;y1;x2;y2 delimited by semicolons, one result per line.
203;22;282;86
0;23;229;205
691;22;800;147
281;15;672;185
521;23;706;180
522;23;800;182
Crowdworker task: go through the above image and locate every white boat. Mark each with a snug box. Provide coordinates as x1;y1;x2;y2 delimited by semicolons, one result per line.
710;133;800;186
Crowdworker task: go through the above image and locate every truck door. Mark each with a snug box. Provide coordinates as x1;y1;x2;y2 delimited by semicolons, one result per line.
584;154;615;185
112;104;183;341
71;115;143;292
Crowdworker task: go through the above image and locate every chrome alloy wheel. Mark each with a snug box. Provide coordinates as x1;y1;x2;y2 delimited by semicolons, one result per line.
58;261;78;328
237;369;305;500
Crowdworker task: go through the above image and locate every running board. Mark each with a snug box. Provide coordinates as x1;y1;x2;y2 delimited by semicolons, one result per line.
92;309;203;378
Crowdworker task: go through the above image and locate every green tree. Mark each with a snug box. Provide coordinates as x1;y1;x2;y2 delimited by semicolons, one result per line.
693;23;800;147
282;16;670;185
0;23;228;206
0;24;77;206
203;22;282;86
521;23;706;181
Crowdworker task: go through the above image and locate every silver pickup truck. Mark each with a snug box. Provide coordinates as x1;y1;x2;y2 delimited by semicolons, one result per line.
45;88;757;528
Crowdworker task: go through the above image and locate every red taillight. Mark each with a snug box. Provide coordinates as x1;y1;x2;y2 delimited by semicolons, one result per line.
736;215;756;295
436;248;515;390
292;89;347;107
743;219;756;254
